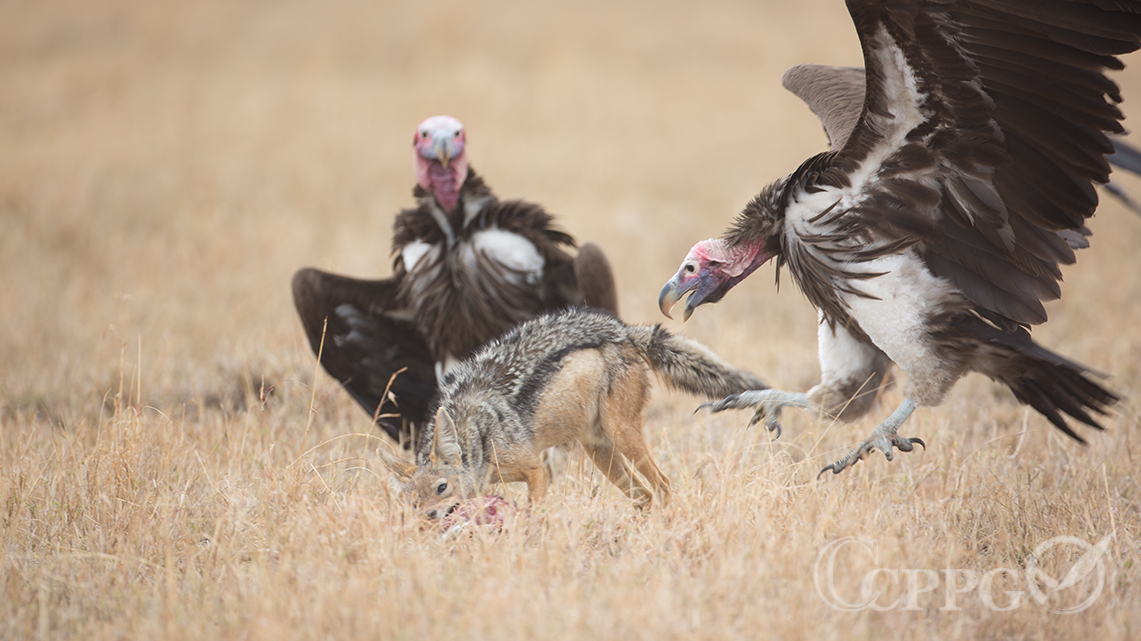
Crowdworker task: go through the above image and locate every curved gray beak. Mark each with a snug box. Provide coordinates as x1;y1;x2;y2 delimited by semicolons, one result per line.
659;274;695;321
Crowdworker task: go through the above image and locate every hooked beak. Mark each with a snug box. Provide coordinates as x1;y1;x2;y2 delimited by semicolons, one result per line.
659;272;705;322
660;240;772;322
434;139;452;168
658;277;686;321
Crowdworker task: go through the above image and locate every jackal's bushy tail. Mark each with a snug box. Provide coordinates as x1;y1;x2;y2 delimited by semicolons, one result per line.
627;325;767;399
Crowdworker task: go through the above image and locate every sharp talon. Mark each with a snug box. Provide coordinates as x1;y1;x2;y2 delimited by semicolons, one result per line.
817;464;839;479
769;422;782;440
816;398;920;477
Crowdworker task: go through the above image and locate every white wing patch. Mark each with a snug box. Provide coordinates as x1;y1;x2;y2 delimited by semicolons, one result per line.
401;240;436;272
785;27;932;242
465;229;544;282
840;25;929;208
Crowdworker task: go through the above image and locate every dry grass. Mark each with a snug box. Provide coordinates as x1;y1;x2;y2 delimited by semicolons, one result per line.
3;0;1141;638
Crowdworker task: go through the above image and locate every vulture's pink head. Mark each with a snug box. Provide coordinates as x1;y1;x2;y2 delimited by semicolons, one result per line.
413;115;468;213
659;239;770;321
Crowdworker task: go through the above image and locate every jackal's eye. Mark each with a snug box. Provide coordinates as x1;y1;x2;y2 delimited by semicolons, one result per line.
436;480;448;495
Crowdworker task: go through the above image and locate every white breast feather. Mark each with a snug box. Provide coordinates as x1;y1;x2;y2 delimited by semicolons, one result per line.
401;240;435;272
465;229;544;282
841;252;959;404
786;187;846;236
435;354;463;382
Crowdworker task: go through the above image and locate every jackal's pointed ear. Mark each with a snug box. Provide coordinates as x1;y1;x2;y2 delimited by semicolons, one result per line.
376;445;415;490
433;407;463;467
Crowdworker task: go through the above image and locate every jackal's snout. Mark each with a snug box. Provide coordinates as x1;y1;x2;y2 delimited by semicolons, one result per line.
424;501;461;521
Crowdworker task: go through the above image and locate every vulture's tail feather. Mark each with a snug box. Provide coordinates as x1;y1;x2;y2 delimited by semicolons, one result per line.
969;321;1118;443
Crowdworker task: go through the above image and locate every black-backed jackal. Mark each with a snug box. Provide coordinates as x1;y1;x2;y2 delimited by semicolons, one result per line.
379;308;767;516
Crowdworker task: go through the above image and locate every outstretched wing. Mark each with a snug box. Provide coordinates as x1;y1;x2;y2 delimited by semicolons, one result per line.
574;242;620;316
785;63;1141;216
821;0;1141;328
291;268;436;444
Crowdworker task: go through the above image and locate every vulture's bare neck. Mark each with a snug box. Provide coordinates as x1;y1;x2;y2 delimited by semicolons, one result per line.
411;169;496;247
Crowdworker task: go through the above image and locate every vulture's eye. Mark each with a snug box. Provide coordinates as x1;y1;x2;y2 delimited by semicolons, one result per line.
454;130;462;138
436;480;449;495
684;262;697;274
421;130;429;139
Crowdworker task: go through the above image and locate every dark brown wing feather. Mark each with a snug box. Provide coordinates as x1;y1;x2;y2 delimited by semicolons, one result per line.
830;0;1141;328
291;267;436;444
784;64;1141;215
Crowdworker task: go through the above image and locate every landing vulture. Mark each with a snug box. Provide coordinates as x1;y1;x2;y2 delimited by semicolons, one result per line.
660;0;1138;475
294;116;619;444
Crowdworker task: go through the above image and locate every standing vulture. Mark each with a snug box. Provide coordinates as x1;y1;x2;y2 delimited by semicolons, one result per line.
660;0;1139;475
293;115;619;444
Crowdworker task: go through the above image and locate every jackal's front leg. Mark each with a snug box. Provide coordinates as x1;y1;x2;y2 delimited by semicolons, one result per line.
522;462;549;504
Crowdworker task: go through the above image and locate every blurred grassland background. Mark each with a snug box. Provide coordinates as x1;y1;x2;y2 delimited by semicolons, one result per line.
3;0;1141;638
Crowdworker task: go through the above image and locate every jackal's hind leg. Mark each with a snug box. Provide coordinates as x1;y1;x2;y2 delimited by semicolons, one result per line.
583;440;653;508
818;397;924;478
612;429;671;507
701;389;812;440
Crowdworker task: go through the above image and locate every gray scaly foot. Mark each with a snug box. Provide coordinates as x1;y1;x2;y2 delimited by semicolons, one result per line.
698;389;811;440
818;397;924;477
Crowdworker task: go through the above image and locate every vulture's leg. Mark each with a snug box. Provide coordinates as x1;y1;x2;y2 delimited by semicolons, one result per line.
701;323;892;442
700;389;812;440
817;397;924;477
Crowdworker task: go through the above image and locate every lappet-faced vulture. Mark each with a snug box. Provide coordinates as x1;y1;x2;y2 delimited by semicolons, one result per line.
660;0;1139;475
294;116;618;444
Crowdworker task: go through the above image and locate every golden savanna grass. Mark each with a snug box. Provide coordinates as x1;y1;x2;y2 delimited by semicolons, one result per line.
3;0;1141;638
